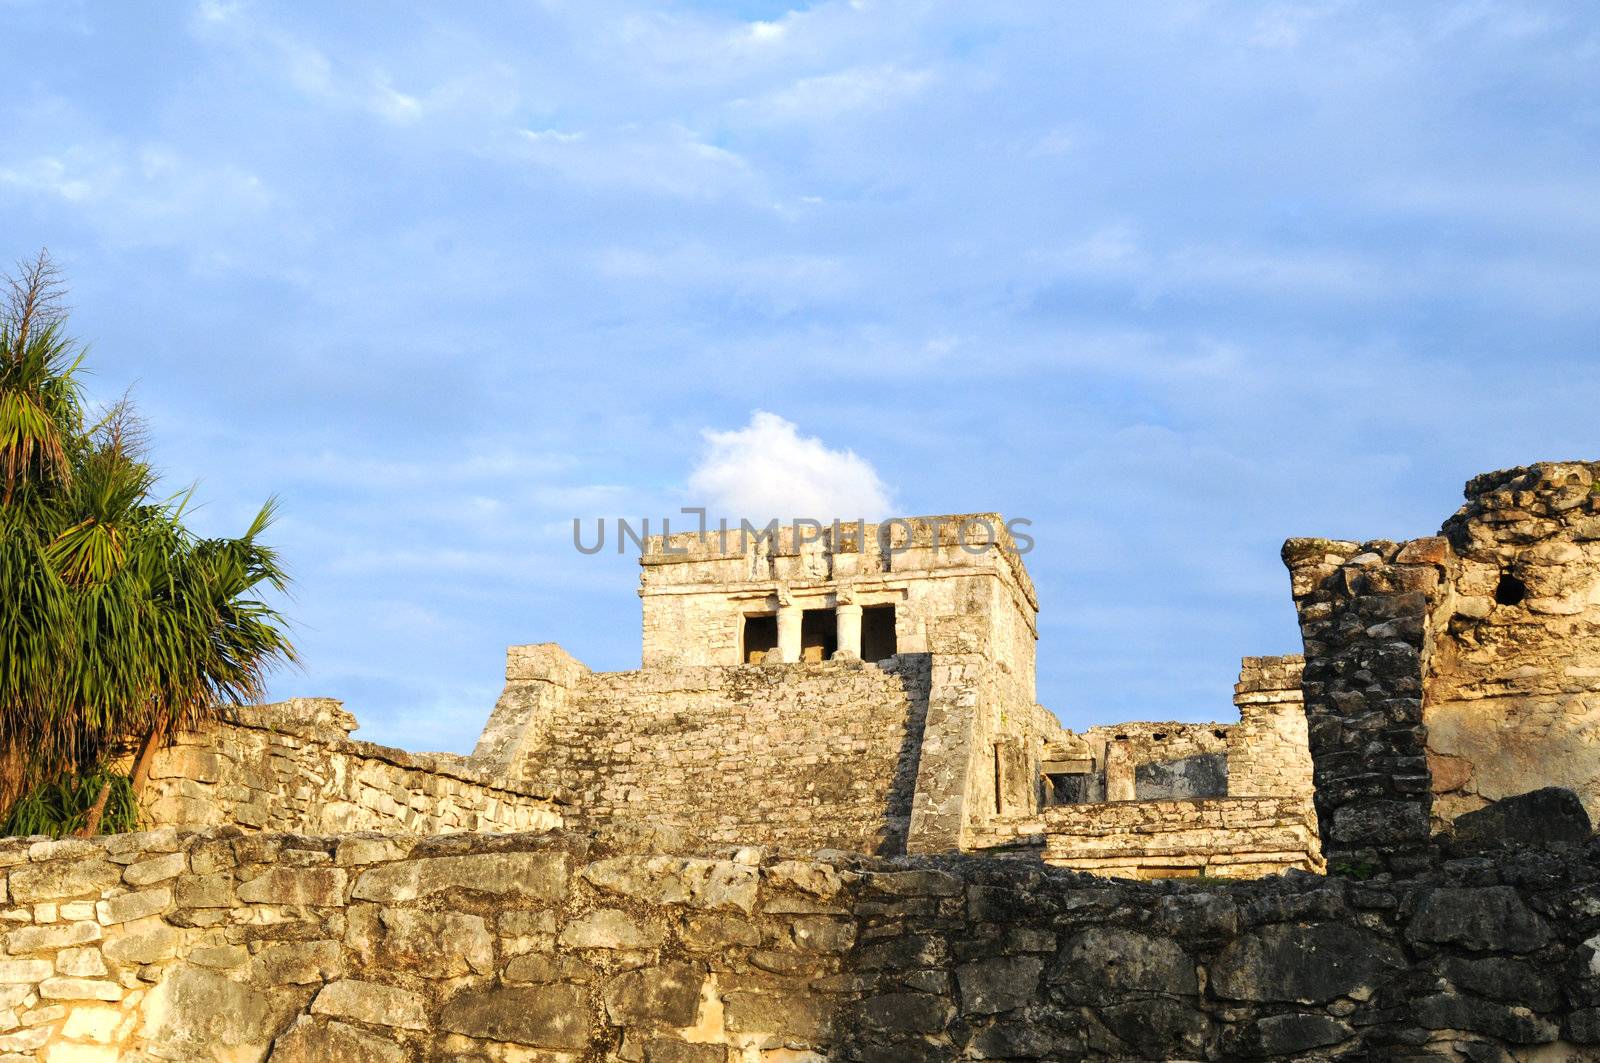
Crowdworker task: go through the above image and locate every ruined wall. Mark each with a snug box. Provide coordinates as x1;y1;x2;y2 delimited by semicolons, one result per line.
514;656;932;855
1078;722;1232;803
1428;463;1600;825
143;699;562;837
7;826;1600;1062
1040;796;1322;879
1283;536;1449;874
1228;655;1315;800
1284;462;1600;865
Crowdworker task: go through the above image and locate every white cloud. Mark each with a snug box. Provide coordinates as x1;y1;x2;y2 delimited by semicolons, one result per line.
686;411;895;522
740;65;933;124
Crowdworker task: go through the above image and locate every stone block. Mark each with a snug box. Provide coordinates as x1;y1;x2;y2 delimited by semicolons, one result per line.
1407;887;1552;953
351;851;567;904
374;909;492;977
102;925;180;965
955;955;1043;1015
560;909;662;950
603;963;703;1026
1452;787;1592;850
0;960;51;984
236;868;346;906
437;983;591;1049
269;1016;408;1063
38;977;121;1001
860;991;949;1033
1050;928;1197;1004
123;852;187;887
1210;922;1405;1004
96;887;171;925
7;920;101;953
311;979;428;1031
723;990;833;1041
251;940;345;985
7;861;121;905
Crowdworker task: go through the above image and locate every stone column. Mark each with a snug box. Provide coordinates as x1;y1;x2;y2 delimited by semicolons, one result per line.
1104;741;1135;802
835;603;863;659
777;605;802;663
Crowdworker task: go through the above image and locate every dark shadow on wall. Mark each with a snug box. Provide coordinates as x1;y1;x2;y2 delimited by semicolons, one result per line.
880;652;932;856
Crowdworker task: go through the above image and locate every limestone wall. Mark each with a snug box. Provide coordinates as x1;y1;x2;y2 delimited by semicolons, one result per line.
1283;461;1600;866
1228;655;1315;800
143;699;562;837
1428;463;1600;825
6;826;1600;1061
1040;796;1322;879
513;656;932;855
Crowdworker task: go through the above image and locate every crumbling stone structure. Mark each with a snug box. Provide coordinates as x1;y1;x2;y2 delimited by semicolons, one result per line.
7;463;1600;1060
6;824;1600;1061
1285;461;1600;874
143;514;1323;880
143;699;560;837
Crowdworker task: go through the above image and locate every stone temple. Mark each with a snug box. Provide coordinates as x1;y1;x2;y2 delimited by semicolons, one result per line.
14;462;1600;1061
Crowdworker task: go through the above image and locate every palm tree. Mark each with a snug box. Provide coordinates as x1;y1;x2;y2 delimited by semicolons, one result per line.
0;251;296;835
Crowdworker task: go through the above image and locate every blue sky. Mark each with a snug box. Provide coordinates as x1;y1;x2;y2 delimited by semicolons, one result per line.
3;1;1598;751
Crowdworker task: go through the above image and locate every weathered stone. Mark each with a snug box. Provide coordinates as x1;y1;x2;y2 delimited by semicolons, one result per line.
251;940;345;985
560;908;661;950
374;909;492;977
1211;923;1406;1003
103;924;180;965
1407;887;1552;953
7;860;121;904
1100;997;1211;1059
603;963;703;1026
1452;788;1592;850
236;868;346;906
504;952;593;984
38;977;121;1001
860;991;950;1033
350;852;567;904
96;887;172;925
8;920;101;953
1236;1013;1353;1057
723;990;834;1040
311;979;428;1031
0;960;52;983
955;955;1042;1015
642;1039;724;1063
1051;928;1197;1003
123;852;187;887
1437;955;1561;1011
438;984;591;1049
269;1016;408;1063
1413;992;1559;1044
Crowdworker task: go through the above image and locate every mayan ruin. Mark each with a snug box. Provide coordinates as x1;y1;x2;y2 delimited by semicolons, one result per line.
0;461;1595;1060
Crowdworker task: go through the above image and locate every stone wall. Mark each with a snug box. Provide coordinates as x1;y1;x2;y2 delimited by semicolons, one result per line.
1282;536;1448;874
1428;463;1600;826
1040;796;1322;879
6;826;1600;1061
1283;461;1600;868
512;656;933;855
1228;655;1316;800
142;699;562;837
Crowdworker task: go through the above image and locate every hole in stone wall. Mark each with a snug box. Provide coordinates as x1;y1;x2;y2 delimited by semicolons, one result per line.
861;604;897;661
742;614;778;663
1495;573;1527;606
801;608;837;663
